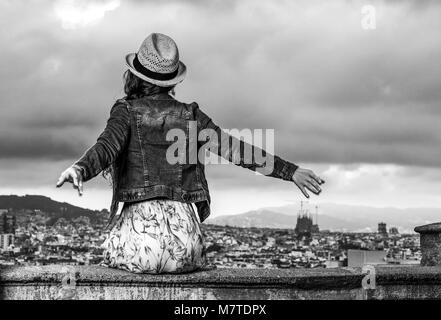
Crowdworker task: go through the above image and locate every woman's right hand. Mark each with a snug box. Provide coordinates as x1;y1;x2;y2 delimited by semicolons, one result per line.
56;165;84;196
292;167;324;199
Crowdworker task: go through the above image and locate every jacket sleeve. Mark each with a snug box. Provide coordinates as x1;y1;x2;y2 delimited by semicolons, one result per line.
193;102;298;182
73;99;131;182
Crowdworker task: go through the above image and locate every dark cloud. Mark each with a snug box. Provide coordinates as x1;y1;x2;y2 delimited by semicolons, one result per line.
0;131;85;160
0;0;440;170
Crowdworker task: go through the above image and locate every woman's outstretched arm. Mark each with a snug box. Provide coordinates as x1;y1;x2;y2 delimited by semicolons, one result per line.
56;99;131;195
194;103;324;198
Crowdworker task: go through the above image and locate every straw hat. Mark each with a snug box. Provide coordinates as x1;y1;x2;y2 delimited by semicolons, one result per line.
125;33;186;87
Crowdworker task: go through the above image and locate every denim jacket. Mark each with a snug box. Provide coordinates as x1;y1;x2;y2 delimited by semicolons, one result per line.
74;93;298;227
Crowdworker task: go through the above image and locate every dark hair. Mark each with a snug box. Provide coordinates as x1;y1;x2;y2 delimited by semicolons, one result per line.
123;70;175;99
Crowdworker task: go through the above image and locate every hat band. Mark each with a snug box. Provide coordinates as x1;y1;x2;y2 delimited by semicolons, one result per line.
133;54;179;81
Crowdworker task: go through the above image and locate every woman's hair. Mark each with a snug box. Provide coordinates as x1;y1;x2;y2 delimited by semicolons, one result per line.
123;70;175;99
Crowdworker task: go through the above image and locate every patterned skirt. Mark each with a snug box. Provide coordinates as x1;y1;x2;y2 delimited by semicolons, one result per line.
100;199;207;274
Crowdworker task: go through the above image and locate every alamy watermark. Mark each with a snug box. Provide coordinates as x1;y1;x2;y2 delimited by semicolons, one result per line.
361;5;376;30
165;121;275;175
57;266;77;300
362;265;376;290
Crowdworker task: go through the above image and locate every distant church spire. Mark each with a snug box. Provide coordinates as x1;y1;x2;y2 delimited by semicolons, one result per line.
315;205;319;225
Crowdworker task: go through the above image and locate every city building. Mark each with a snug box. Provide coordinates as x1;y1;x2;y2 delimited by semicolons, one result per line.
0;210;16;234
295;202;319;238
0;234;14;251
378;222;387;236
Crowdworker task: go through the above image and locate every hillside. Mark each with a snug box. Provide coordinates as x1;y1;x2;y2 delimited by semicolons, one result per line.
0;195;107;224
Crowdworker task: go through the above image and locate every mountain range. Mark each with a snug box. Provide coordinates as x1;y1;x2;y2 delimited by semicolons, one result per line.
1;195;439;233
206;203;441;233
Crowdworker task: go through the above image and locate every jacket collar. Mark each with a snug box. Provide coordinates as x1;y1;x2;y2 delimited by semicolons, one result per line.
144;92;174;100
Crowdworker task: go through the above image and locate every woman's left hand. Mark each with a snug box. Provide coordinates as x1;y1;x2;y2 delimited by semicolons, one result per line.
292;167;325;199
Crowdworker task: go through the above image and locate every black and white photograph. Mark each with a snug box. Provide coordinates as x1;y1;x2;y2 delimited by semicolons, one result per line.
0;0;441;307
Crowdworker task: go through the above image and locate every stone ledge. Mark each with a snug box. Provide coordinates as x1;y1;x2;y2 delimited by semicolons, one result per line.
0;265;363;289
415;222;441;234
1;265;441;300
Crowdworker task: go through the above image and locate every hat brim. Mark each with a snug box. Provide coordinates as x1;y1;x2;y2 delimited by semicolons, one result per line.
125;53;187;87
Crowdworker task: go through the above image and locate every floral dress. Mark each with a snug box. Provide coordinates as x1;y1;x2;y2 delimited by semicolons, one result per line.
100;199;208;274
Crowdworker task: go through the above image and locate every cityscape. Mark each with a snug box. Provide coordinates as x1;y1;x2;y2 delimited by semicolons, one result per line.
0;197;421;269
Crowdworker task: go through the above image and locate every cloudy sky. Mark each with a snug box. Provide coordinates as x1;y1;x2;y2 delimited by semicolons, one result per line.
1;0;440;216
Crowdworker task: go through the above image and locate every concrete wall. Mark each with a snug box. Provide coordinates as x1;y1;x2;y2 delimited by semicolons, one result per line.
1;265;441;300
